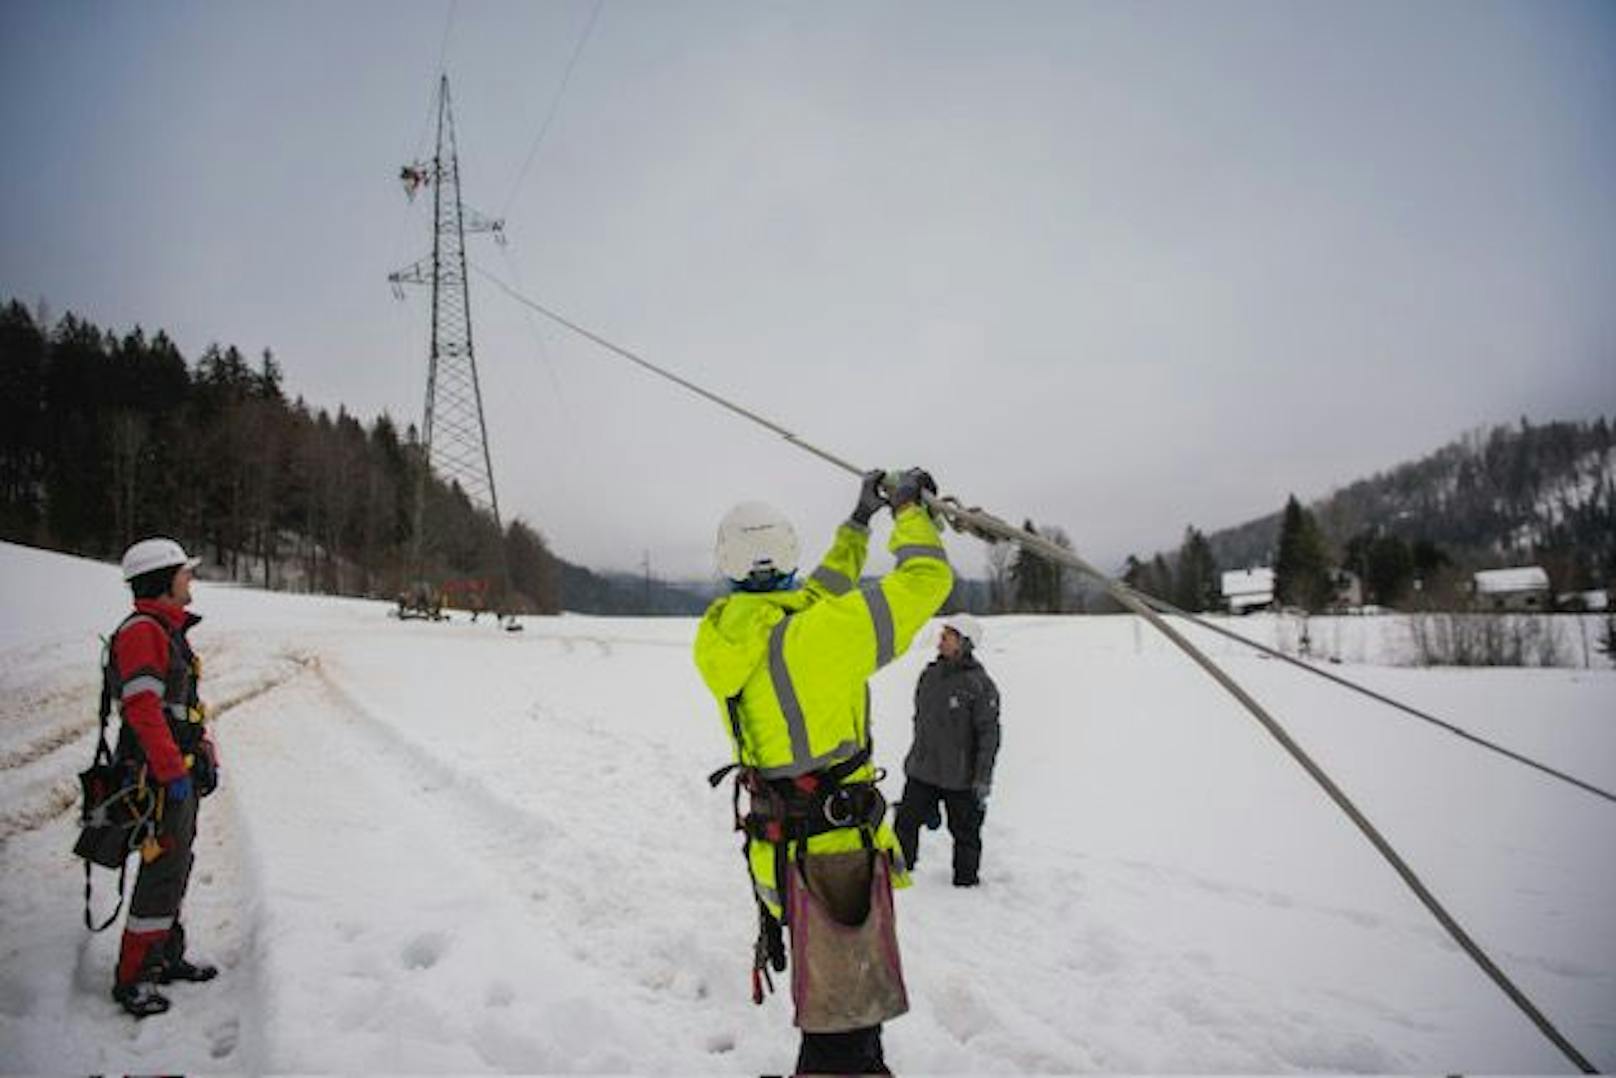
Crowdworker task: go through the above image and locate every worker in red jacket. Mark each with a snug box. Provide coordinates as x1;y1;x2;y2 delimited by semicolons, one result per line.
106;537;219;1018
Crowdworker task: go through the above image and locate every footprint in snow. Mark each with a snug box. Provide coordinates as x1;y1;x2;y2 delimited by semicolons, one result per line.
402;932;448;970
209;1017;240;1059
934;976;1000;1044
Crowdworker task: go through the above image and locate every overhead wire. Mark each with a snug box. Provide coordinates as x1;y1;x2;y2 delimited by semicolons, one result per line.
1148;596;1616;805
500;0;606;221
492;244;589;535
471;265;1600;1073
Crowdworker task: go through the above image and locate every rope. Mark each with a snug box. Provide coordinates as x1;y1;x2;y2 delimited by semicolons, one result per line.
474;269;1599;1073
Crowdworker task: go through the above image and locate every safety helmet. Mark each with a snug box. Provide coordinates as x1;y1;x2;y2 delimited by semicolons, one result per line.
715;501;800;583
121;537;201;582
942;612;983;651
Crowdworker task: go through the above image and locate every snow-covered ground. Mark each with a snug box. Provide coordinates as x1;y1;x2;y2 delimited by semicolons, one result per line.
2;539;1612;1073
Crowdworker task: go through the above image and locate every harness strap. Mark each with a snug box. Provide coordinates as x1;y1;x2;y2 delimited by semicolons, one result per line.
83;612;167;934
83;857;128;933
712;674;885;1004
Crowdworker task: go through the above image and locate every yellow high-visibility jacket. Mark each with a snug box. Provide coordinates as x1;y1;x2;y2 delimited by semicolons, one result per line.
694;505;954;917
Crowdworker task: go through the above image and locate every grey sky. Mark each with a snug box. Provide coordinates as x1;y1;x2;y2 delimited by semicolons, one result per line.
3;1;1613;581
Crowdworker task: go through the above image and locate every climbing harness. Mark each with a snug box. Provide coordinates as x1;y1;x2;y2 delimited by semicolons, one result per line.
707;690;888;1005
73;628;160;932
75;612;208;933
478;270;1599;1073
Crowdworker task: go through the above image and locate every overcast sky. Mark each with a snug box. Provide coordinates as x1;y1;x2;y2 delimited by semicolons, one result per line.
3;0;1613;580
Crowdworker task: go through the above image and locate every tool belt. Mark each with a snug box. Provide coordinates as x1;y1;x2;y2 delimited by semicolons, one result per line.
741;771;888;844
711;744;888;846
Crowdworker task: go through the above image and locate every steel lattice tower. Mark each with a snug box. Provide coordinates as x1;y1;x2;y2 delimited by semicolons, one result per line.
390;75;508;586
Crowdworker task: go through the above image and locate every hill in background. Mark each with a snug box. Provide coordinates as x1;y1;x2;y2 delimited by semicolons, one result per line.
1196;418;1615;593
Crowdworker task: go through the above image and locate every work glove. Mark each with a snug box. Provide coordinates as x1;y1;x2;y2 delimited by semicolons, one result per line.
972;783;990;813
166;776;193;803
890;468;938;510
850;469;888;527
194;735;220;798
763;911;786;972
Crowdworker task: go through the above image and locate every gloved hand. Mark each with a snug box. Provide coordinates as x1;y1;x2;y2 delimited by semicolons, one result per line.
972;783;990;813
850;469;888;527
760;909;786;972
194;735;220;798
166;776;193;803
890;468;938;510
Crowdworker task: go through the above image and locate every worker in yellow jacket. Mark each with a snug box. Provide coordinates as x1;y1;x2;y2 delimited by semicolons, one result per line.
695;468;953;1075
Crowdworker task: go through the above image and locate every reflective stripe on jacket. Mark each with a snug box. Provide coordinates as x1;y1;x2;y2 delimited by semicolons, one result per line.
694;506;953;915
108;599;203;783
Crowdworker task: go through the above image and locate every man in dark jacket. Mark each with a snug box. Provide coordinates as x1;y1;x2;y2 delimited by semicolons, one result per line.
106;537;219;1018
893;613;1000;887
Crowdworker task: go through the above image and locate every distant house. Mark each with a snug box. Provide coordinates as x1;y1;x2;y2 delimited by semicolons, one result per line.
1472;566;1550;611
1329;568;1363;610
1221;568;1275;614
1556;588;1610;612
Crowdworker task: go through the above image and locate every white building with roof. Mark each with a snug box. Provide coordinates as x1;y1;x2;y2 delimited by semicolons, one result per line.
1472;566;1550;611
1221;567;1275;614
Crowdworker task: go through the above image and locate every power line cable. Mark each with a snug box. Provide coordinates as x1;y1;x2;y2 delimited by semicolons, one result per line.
501;0;606;219
472;264;1600;1073
1151;597;1616;805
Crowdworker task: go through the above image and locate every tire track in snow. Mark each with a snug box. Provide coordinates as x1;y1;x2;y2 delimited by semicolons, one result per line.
0;717;280;1071
216;662;667;1071
310;662;742;990
0;652;316;846
292;656;777;1069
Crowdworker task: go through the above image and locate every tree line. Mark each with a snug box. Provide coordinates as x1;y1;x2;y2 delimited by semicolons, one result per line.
0;299;561;611
1204;418;1616;595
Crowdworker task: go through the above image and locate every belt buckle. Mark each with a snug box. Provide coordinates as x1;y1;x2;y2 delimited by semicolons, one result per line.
821;788;856;828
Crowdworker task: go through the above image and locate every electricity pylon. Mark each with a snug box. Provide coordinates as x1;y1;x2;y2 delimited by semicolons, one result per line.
390;74;512;614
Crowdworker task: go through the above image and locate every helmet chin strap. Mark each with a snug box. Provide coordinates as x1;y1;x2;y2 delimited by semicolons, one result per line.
732;569;797;594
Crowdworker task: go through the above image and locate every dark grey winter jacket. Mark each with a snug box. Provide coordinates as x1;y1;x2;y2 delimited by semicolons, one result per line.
901;654;1000;792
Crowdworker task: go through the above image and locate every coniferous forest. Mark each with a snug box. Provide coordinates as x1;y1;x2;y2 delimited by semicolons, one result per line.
0;299;714;614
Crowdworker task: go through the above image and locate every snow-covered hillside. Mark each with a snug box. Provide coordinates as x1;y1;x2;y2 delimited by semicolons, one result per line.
2;541;1612;1072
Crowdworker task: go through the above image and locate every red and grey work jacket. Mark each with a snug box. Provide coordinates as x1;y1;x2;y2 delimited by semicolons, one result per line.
106;599;204;784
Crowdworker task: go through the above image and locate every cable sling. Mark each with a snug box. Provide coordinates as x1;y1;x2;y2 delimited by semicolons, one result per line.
475;267;1599;1073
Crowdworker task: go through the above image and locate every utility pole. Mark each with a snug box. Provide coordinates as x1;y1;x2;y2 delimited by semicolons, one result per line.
390;75;516;623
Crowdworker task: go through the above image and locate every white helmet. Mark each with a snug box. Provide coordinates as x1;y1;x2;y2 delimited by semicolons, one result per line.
942;612;983;650
715;501;800;582
121;537;200;582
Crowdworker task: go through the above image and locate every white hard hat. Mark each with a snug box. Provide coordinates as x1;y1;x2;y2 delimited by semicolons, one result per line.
715;501;800;582
942;612;983;650
121;537;200;582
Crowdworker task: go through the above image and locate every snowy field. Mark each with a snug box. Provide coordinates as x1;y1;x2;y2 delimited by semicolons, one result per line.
1;540;1613;1073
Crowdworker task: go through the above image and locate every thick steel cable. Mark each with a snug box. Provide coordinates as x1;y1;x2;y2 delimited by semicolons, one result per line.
1134;594;1616;806
932;502;1599;1073
474;268;1599;1072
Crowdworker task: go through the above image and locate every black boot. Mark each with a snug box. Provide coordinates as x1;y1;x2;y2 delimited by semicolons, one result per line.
112;980;170;1018
157;923;218;983
157;955;219;983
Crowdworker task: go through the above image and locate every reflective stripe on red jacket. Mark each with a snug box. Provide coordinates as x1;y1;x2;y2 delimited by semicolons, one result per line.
109;599;200;783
